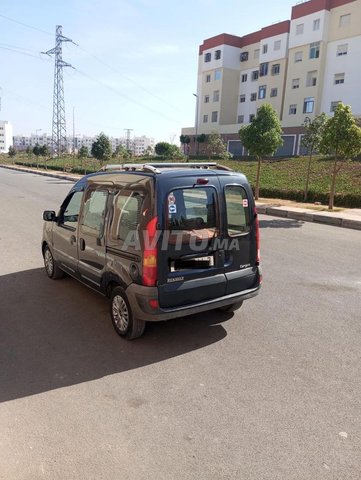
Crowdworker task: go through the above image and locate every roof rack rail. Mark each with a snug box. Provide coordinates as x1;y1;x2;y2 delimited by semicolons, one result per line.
100;162;233;174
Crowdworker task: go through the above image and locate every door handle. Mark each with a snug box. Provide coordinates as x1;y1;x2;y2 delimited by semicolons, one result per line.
79;238;86;251
70;235;76;245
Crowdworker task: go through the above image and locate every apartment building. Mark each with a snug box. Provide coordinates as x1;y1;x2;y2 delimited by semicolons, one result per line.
13;133;155;156
0;121;13;153
182;0;361;156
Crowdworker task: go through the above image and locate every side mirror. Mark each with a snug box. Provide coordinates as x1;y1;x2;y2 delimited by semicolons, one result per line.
43;210;56;222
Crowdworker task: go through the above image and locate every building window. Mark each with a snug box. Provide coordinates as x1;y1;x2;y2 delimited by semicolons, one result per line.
213;90;220;102
339;14;351;27
251;70;259;81
313;19;320;30
259;62;268;76
271;64;280;75
204;95;210;103
337;44;348;56
211;111;218;122
330;101;341;113
240;51;249;62
306;71;317;87
241;73;248;83
270;88;278;97
296;23;304;35
334;73;345;84
250;92;257;102
215;49;221;60
258;85;267;99
205;52;211;62
295;51;303;63
240;94;246;103
214;70;222;81
289;104;297;115
303;97;314;113
238;115;244;124
249;114;255;122
203;114;208;123
262;44;268;54
254;49;260;59
274;40;281;51
292;78;300;89
206;74;211;83
309;42;320;59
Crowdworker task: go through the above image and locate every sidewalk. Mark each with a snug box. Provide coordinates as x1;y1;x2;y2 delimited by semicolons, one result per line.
1;163;361;231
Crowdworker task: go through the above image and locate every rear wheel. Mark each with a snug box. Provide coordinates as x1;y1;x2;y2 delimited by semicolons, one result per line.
218;301;243;313
110;286;146;340
43;245;65;280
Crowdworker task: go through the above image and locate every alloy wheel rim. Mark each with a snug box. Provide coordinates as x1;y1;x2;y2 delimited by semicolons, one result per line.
112;295;129;332
44;249;54;275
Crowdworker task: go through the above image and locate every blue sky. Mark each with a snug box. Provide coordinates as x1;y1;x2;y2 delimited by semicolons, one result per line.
1;0;296;142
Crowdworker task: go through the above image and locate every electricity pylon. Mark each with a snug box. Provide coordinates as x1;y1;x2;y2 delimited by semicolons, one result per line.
42;26;77;156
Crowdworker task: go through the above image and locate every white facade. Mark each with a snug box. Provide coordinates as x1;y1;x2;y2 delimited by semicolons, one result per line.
0;121;13;153
320;35;361;115
13;133;155;156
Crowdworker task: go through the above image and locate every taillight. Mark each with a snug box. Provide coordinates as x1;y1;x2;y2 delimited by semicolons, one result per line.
142;216;158;287
254;207;260;265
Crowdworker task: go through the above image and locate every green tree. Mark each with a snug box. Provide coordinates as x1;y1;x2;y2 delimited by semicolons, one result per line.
319;103;361;210
239;103;283;200
155;142;183;158
78;145;89;158
144;145;154;157
40;145;49;156
196;133;207;154
206;131;230;159
91;132;112;166
301;113;327;201
26;146;32;159
8;146;17;158
113;144;131;160
33;144;41;157
179;135;191;155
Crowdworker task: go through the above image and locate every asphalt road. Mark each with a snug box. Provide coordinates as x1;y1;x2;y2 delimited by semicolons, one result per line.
0;168;360;480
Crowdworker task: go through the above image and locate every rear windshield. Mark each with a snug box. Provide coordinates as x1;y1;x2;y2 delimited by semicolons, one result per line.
167;187;217;231
225;185;251;235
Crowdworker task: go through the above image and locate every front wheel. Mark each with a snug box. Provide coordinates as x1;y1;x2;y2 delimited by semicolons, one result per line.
43;245;65;280
217;301;243;313
110;286;146;340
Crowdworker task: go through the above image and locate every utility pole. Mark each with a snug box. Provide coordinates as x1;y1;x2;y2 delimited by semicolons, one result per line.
42;26;77;159
124;128;133;154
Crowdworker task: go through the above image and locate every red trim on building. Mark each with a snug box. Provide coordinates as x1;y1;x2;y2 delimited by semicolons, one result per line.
260;20;290;40
199;33;242;55
241;30;262;47
330;0;356;9
291;0;355;19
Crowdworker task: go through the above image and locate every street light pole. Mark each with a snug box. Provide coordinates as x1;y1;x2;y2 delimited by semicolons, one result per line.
193;93;199;156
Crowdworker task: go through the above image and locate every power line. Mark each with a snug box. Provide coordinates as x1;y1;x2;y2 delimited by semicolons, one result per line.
0;13;52;36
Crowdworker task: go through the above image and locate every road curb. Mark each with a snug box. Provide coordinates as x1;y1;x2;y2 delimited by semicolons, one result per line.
256;204;361;231
2;164;361;231
0;164;80;182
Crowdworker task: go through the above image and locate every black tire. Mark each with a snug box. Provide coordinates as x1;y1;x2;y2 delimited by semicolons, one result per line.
43;245;65;280
110;286;146;340
218;301;243;313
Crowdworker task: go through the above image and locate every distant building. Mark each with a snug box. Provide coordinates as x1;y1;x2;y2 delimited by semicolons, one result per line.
13;133;155;156
0;121;13;153
182;0;361;156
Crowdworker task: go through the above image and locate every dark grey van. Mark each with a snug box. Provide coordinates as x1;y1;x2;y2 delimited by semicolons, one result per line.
42;163;261;339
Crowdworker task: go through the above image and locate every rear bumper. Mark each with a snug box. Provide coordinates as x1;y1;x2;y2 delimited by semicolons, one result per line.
125;282;261;322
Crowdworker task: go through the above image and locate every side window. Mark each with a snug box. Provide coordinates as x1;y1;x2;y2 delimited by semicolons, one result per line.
61;191;83;228
110;191;144;242
80;190;108;237
225;185;251;235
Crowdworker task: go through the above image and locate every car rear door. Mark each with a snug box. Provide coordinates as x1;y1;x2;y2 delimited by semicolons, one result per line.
218;175;259;295
157;174;227;309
